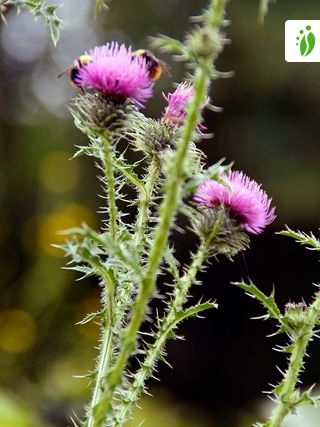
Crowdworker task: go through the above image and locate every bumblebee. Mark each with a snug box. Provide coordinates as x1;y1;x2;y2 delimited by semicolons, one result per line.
132;49;170;80
57;54;92;88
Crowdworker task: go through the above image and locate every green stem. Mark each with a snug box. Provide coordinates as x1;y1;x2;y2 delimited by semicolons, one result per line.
207;0;228;27
101;133;117;240
91;61;212;424
86;268;115;427
89;0;228;421
134;157;159;248
86;132;118;427
115;212;223;425
266;294;320;427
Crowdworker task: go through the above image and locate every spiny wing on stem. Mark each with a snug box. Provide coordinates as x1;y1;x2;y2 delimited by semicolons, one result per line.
234;280;282;321
278;227;320;252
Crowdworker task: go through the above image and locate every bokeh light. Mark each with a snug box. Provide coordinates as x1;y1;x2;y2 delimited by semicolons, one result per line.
1;10;48;63
0;309;37;353
22;203;98;256
38;151;80;193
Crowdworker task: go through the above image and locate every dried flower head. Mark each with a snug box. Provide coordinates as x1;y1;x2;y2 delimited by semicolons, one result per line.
75;42;153;107
162;82;195;127
194;171;276;234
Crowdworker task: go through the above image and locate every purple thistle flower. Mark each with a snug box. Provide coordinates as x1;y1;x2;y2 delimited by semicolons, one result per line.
75;42;153;107
162;82;195;127
194;171;276;234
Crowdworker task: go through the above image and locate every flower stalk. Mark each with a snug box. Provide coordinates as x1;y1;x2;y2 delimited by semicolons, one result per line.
114;210;224;425
101;132;117;239
87;276;115;427
263;293;320;427
60;0;280;426
99;58;214;417
134;157;159;248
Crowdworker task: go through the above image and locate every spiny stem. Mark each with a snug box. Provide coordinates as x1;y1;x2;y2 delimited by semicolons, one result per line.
86;132;118;427
89;0;228;421
207;0;229;27
87;271;115;427
134;157;159;248
99;61;212;416
114;211;224;425
101;133;117;239
266;294;320;427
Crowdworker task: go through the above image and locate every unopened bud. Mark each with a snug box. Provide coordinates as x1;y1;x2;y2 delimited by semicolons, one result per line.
191;206;250;258
186;26;223;62
285;302;309;333
70;92;132;132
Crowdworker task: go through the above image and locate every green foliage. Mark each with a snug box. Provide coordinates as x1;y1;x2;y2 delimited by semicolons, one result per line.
1;0;62;45
62;0;254;425
237;230;320;427
234;280;281;321
278;227;320;252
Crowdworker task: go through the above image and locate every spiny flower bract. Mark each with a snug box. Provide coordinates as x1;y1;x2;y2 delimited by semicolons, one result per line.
194;171;276;234
75;42;153;107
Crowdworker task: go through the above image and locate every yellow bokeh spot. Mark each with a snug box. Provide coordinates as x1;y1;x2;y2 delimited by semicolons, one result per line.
38;151;80;193
22;203;98;256
0;310;37;353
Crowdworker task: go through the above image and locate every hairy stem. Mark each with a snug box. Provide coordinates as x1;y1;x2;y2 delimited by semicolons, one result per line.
87;270;115;427
266;294;320;427
115;212;223;425
134;157;159;248
100;62;211;414
89;0;228;422
101;133;117;239
86;132;118;426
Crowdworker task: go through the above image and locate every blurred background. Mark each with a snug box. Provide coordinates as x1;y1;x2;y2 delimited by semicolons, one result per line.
0;0;320;426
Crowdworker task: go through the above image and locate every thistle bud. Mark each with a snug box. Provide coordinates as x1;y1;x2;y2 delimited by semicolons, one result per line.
285;302;309;333
186;26;223;62
71;92;134;132
190;206;250;258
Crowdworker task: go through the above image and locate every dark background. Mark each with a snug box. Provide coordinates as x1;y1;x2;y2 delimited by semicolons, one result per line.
0;0;320;426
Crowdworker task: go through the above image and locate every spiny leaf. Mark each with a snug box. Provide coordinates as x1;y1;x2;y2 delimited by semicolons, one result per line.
72;145;99;159
150;34;186;54
76;310;105;325
182;159;231;195
113;156;145;192
4;0;62;45
63;225;142;277
271;381;285;395
234;280;282;321
295;387;319;407
64;265;95;280
174;301;217;324
163;246;180;279
278;227;320;252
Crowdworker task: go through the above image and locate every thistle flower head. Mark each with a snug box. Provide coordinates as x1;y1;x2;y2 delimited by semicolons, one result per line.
194;171;276;234
75;42;153;107
162;82;195;127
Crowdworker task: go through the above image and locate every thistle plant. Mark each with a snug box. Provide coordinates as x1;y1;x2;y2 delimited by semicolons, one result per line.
57;0;278;426
0;0;107;44
0;0;62;44
235;227;320;427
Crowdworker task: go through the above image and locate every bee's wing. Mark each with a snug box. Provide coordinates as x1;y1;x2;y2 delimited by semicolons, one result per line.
57;66;73;79
159;60;171;77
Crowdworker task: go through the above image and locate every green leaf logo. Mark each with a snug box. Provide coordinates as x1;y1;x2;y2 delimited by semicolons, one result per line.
297;25;316;57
